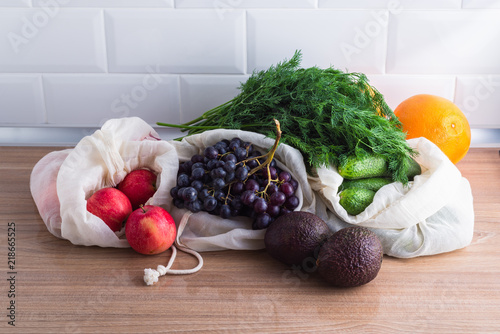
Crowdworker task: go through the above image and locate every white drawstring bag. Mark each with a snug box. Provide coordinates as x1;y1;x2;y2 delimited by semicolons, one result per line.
309;137;475;258
168;128;321;252
30;117;179;248
31;117;206;285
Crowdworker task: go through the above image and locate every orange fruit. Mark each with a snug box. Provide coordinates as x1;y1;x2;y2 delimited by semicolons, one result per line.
394;94;471;164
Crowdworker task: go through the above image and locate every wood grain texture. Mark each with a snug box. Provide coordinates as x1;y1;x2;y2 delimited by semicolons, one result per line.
0;146;499;333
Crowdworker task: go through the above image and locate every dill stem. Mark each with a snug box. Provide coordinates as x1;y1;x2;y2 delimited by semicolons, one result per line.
156;122;220;130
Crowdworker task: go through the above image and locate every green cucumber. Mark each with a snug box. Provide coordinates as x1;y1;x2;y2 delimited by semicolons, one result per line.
338;177;392;193
406;157;422;181
339;188;376;216
338;153;422;182
338;154;388;180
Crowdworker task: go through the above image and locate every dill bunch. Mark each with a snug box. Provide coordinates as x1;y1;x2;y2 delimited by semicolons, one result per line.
158;50;417;184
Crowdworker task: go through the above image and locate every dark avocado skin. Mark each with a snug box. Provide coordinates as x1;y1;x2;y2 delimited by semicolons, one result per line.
316;226;383;287
264;211;332;266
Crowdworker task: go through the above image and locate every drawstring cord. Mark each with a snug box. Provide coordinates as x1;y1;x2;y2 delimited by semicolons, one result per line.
144;211;203;285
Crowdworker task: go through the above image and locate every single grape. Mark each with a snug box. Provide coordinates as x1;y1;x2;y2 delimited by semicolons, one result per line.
198;188;210;200
234;147;248;161
253;213;272;230
191;167;205;180
241;190;257;206
245;179;260;192
182;187;197;202
285;195;299;210
231;181;245;195
246;159;259;169
269;167;278;180
191;154;204;163
191;180;204;192
223;160;236;172
212;177;226;190
269;191;286;206
289;178;299;191
279;182;294;197
222;153;237;164
220;204;232;219
266;183;279;195
253;197;268;214
177;173;190;187
170;186;179;198
266;204;281;217
235;166;248;181
204;196;217;211
186;199;203;213
204;146;219;159
278;171;292;183
229;137;242;151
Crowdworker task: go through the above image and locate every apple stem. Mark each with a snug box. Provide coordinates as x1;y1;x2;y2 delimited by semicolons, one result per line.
140;204;146;213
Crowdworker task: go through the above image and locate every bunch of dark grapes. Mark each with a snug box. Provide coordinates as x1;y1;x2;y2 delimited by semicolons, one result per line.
170;137;299;229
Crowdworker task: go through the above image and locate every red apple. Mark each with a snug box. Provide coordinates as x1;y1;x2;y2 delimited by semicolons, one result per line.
125;205;176;255
87;187;132;232
117;169;157;210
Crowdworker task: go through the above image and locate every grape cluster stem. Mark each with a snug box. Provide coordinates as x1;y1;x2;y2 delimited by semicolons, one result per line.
237;119;282;198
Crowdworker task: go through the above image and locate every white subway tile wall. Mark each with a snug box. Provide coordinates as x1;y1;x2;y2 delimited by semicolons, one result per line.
0;1;499;146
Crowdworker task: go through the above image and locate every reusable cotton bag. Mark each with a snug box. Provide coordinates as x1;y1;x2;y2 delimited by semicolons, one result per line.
309;137;475;258
30;117;179;248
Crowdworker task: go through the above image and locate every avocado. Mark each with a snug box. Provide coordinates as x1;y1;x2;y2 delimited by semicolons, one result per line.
316;226;383;287
264;211;332;266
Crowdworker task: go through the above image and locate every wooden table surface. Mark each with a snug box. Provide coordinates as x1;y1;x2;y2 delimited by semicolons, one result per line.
1;146;499;334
